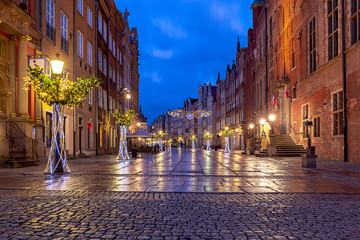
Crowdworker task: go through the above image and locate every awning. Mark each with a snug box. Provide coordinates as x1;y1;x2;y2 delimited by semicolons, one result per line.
128;128;153;138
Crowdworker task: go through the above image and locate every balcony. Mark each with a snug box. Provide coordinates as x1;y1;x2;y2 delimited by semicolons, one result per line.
46;22;55;42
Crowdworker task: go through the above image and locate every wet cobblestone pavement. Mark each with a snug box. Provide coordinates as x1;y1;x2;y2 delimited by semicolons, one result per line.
1;148;360;239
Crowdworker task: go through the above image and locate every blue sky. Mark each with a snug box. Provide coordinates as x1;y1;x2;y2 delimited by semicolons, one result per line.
114;0;254;123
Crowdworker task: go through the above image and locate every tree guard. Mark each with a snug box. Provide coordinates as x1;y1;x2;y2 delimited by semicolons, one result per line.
117;125;130;160
225;136;231;154
44;105;70;174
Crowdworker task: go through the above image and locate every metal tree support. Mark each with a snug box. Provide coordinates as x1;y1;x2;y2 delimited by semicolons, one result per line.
224;136;231;154
45;104;70;174
206;139;211;151
117;125;130;160
192;140;195;149
159;138;163;152
168;141;172;151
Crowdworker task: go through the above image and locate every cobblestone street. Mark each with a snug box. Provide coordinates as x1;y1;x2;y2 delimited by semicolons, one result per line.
1;149;360;239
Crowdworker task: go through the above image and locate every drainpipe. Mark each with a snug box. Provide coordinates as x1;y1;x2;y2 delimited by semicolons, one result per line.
95;1;99;156
265;7;269;116
341;0;348;162
73;0;77;156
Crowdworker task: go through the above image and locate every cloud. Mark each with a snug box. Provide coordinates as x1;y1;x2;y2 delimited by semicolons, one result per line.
144;72;162;83
152;49;173;59
152;18;187;39
209;1;246;34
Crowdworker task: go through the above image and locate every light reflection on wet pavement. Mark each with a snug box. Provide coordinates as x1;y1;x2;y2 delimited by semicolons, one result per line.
1;148;360;193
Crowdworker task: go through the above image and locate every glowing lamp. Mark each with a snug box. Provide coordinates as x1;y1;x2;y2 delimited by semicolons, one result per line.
50;52;64;75
249;124;254;129
269;114;276;122
260;119;266;125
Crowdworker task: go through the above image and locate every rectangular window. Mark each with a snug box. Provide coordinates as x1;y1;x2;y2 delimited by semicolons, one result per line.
77;0;83;15
103;56;107;76
103;20;107;42
98;12;102;35
109;65;113;81
77;31;83;58
46;0;55;41
87;123;93;149
309;17;317;74
291;38;295;69
87;41;92;66
351;0;360;45
98;87;103;108
327;0;339;61
46;112;52;147
333;90;344;135
87;6;92;28
302;104;310;137
314;117;320;138
60;12;68;53
109;33;112;52
98;49;102;71
88;89;93;105
269;16;273;48
112;39;116;55
99;124;103;148
117;47;120;62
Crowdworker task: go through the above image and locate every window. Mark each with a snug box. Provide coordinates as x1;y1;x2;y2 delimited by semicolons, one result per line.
87;123;93;149
99;124;103;148
351;0;360;45
113;69;116;83
103;20;107;42
327;0;339;61
103;90;107;111
333;91;344;135
309;17;317;74
291;38;295;69
88;89;93;105
60;12;68;53
103;56;107;76
46;0;55;41
302;104;310;137
98;12;102;35
109;65;113;81
77;0;83;15
112;39;116;55
77;31;83;58
87;6;92;28
117;47;120;62
98;49;102;71
87;41;92;66
269;16;273;48
46;112;52;147
314;117;320;138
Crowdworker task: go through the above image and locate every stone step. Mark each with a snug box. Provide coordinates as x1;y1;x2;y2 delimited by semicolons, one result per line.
5;159;39;168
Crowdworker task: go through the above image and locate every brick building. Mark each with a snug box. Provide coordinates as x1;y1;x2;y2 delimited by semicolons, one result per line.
0;0;140;167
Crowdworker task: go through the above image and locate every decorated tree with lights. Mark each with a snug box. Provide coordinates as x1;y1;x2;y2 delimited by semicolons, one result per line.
113;109;136;160
189;135;197;149
155;131;167;152
203;132;214;151
219;127;234;153
25;65;100;174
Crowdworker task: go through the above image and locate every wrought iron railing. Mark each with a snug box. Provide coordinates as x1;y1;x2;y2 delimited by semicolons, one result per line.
6;121;38;161
289;124;305;138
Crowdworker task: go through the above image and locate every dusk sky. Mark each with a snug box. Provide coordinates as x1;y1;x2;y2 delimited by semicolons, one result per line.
114;0;254;123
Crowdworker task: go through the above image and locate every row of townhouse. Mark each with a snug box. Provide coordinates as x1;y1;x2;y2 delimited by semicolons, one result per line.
0;0;140;167
152;0;360;162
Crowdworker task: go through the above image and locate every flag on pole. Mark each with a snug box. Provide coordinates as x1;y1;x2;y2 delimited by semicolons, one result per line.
284;87;290;99
272;95;276;106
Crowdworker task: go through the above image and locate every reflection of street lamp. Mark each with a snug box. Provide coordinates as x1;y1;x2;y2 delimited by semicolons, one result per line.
260;119;266;137
269;114;275;135
50;52;64;173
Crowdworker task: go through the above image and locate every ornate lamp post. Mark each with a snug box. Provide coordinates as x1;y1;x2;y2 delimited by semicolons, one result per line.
113;109;136;160
219;127;233;154
25;53;99;174
189;135;197;149
203;132;213;151
269;114;275;135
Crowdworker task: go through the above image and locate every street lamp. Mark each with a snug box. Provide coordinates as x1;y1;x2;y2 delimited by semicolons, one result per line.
260;119;266;137
49;52;65;174
269;114;275;135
